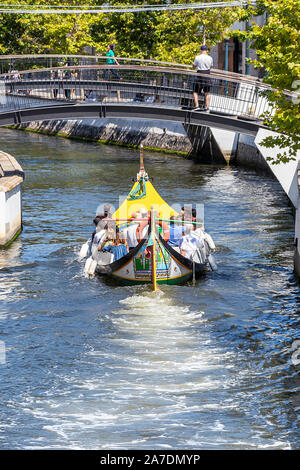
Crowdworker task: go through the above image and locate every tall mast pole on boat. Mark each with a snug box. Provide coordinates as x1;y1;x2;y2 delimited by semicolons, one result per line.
137;144;148;180
151;205;157;292
140;144;144;172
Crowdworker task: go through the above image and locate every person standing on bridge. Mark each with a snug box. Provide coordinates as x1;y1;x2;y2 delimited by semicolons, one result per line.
192;45;213;112
104;44;122;81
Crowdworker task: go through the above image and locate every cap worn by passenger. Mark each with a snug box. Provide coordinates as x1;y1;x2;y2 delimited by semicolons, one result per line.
200;45;208;51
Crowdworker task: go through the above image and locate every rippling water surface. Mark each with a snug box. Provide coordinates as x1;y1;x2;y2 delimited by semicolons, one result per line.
0;128;299;449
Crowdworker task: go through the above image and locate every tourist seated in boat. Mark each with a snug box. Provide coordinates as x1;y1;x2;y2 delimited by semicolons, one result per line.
179;222;205;260
101;227;128;261
168;215;184;246
92;211;115;244
91;216;102;243
94;204;112;221
103;204;112;218
136;208;149;242
181;206;197;222
121;209;150;249
121;212;140;250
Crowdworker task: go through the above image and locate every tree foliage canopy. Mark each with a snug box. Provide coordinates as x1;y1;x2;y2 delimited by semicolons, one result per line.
232;0;300;164
0;0;243;63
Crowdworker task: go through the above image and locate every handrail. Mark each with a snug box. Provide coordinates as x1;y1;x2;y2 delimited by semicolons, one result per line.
0;54;297;119
0;53;263;83
1;61;297;98
0;64;270;89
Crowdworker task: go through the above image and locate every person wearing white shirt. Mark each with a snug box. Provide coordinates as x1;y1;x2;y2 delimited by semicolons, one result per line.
192;45;213;111
121;223;139;249
93;229;106;245
91;228;107;257
179;225;205;260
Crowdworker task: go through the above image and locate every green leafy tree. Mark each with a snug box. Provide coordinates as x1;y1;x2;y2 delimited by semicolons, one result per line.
232;0;300;164
154;4;242;64
0;0;97;54
91;1;244;64
0;1;245;61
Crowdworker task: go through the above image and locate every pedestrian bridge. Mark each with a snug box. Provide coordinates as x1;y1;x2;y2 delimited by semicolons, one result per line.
0;54;287;136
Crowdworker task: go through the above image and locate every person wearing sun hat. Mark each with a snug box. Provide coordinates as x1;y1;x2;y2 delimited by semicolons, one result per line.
192;44;213;112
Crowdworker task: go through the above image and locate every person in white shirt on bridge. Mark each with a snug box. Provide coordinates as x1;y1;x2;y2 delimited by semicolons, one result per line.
192;45;213;112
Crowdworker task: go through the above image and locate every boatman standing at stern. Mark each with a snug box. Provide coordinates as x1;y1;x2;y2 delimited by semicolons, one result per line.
192;45;213;112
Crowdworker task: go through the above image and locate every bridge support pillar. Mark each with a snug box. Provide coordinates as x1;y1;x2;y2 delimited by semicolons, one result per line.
183;124;227;164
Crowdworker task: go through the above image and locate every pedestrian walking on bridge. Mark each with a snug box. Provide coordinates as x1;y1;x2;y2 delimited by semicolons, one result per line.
104;44;122;81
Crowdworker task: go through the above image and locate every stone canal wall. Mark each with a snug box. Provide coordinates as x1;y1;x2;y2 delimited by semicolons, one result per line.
12;117;268;166
0;151;24;246
14;118;193;155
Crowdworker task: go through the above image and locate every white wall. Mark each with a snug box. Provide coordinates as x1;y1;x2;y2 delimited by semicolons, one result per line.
0;178;23;246
255;129;299;208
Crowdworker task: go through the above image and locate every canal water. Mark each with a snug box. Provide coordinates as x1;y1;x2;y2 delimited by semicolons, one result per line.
0;128;299;449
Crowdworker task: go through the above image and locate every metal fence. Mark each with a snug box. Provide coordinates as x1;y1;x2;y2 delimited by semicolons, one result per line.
0;55;279;119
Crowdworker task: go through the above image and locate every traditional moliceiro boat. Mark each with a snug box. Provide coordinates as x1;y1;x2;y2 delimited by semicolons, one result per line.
82;148;216;288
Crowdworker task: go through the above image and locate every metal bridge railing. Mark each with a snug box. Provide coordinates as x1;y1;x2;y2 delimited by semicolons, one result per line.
0;54;285;120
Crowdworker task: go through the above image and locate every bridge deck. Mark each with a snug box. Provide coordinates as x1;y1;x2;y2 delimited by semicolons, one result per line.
0;56;281;135
0;103;262;136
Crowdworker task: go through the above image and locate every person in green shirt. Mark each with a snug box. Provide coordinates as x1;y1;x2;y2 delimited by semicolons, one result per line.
104;44;122;81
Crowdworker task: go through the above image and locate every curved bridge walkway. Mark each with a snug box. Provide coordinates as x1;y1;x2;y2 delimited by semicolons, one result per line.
0;54;280;136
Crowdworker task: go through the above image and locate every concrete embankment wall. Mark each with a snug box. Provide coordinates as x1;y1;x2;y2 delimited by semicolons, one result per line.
0;151;24;246
14;118;193;155
13;118;232;163
230;134;271;172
